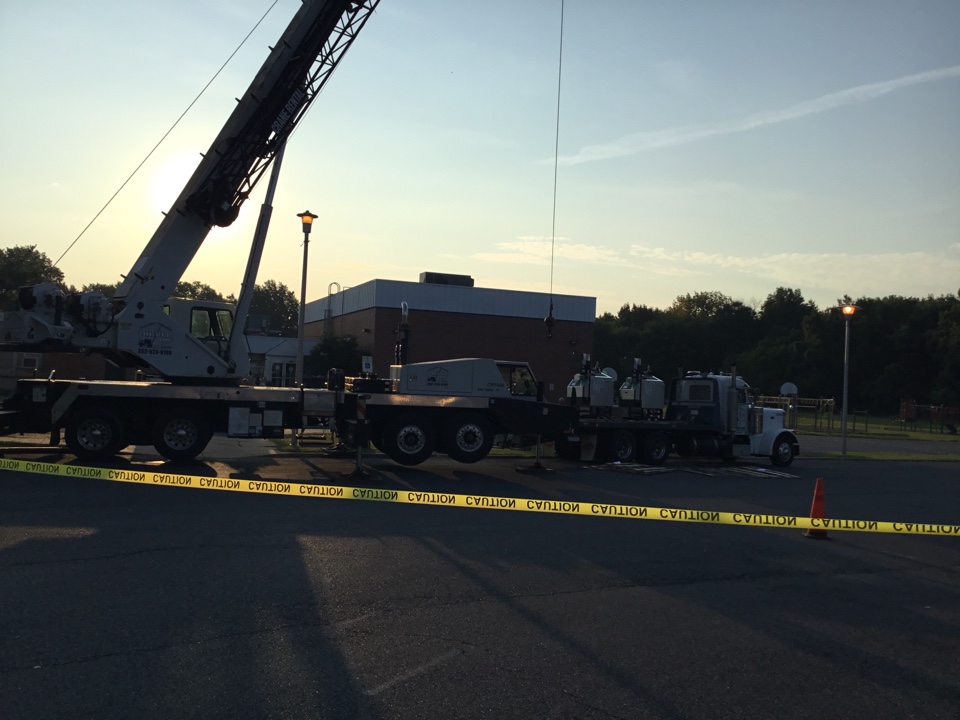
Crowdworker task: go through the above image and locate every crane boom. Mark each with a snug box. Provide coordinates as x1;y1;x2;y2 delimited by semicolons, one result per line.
114;0;380;307
1;0;380;382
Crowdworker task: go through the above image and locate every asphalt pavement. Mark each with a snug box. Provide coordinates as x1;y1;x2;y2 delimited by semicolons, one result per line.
1;445;958;719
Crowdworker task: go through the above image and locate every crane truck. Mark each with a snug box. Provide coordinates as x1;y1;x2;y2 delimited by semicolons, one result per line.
557;355;799;467
0;0;576;466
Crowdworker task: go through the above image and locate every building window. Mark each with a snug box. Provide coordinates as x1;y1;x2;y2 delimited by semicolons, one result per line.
19;354;41;370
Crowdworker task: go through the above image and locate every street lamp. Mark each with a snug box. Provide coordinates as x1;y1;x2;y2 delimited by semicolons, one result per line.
295;211;317;386
293;210;317;449
839;303;860;456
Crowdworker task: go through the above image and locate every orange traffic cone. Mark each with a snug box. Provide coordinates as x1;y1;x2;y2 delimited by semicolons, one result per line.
803;477;830;540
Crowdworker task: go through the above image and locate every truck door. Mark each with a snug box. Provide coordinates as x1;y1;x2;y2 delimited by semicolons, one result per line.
735;388;749;434
190;306;233;359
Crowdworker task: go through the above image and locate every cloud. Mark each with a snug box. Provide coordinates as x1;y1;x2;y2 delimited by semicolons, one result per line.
557;65;960;166
628;244;960;298
474;237;621;265
472;238;960;301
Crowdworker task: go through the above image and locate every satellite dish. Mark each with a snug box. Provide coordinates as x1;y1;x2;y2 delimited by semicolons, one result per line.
602;367;618;382
780;382;798;396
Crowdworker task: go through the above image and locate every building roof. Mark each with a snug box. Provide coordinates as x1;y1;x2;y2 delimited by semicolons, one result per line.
305;278;596;324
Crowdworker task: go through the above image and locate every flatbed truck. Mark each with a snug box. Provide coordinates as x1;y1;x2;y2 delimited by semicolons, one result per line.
555;356;799;467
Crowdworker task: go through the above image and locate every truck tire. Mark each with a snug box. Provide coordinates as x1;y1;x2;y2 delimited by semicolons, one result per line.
639;431;669;465
65;407;126;461
770;433;795;467
445;413;494;464
606;430;637;463
382;412;436;466
152;411;213;462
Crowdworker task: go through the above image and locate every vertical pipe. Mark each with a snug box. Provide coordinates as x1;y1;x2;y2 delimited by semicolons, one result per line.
841;317;850;457
292;228;309;449
228;142;285;375
295;233;309;387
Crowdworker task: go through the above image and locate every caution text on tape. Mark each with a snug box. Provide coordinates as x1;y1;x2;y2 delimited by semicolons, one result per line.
1;457;958;537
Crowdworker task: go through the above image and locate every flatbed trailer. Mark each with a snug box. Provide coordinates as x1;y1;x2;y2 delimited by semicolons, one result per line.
0;377;343;461
556;358;800;467
0;358;577;466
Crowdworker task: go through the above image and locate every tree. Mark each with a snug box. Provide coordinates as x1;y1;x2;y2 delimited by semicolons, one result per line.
667;291;742;319
80;280;226;301
664;291;757;372
303;334;361;383
759;287;818;334
250;280;299;335
616;302;661;329
738;288;820;396
81;282;122;296
173;280;227;302
0;245;64;310
931;299;960;406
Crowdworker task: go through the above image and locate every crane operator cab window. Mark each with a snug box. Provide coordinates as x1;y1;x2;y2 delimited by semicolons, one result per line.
190;307;233;356
499;363;538;397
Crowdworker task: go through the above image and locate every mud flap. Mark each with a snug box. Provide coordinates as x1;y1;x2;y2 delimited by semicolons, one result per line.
579;432;598;462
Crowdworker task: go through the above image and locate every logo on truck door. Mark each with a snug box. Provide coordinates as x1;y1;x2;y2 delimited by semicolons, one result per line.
426;367;449;387
138;323;173;356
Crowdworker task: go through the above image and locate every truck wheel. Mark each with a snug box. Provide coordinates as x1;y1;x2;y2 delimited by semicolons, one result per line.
382;412;436;466
639;431;669;465
606;430;637;462
445;413;494;464
770;434;795;467
152;411;213;462
66;407;125;461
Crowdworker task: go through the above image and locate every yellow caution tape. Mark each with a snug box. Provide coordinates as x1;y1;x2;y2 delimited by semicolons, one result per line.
1;457;958;536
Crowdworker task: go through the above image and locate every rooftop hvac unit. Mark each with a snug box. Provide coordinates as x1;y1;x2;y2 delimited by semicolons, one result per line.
419;272;474;287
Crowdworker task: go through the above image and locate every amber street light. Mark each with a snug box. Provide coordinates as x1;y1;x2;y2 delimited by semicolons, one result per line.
292;211;317;449
839;303;860;457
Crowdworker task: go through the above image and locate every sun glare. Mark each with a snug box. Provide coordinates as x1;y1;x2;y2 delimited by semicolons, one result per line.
149;151;202;214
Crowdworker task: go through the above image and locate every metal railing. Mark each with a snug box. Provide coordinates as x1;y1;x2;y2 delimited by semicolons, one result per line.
899;399;959;434
755;396;836;432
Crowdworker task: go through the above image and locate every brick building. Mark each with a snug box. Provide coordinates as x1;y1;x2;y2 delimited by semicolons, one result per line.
304;273;595;404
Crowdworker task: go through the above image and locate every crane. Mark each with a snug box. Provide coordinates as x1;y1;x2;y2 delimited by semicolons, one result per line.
2;0;380;382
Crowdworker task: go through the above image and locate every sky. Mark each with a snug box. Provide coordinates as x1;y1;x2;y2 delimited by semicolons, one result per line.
1;0;959;316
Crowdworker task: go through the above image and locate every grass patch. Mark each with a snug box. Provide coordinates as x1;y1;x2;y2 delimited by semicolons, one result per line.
793;414;959;441
799;429;959;443
803;450;960;462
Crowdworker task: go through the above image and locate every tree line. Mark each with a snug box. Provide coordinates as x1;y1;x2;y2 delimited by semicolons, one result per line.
1;245;299;335
594;288;960;415
4;245;958;413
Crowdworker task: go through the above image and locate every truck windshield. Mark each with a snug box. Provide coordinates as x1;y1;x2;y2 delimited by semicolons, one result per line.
191;307;233;340
216;310;233;338
191;308;211;338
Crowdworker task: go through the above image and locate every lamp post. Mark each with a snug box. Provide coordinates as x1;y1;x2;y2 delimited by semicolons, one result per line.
839;303;860;457
293;210;317;448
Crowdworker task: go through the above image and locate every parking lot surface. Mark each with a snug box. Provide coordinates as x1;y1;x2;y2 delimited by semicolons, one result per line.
2;446;958;719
